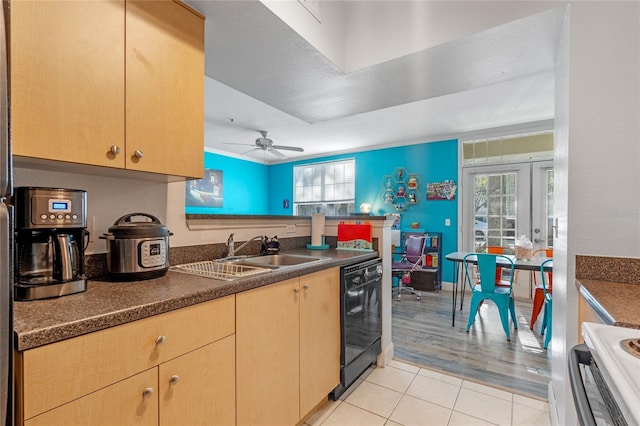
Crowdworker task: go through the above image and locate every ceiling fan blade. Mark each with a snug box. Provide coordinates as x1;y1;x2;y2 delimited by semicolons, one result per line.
224;142;255;147
240;147;261;156
268;148;287;159
271;145;304;152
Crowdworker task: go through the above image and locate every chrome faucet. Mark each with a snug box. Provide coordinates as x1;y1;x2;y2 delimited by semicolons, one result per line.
227;234;266;257
226;233;235;257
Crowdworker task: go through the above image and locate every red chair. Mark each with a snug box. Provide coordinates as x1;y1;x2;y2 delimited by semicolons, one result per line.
529;248;553;329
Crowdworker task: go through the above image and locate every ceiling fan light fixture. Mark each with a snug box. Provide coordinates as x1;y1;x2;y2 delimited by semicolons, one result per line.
225;130;304;159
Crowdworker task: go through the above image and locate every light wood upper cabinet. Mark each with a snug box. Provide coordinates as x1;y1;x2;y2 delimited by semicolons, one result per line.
126;1;204;178
236;269;341;425
11;0;126;168
10;0;204;179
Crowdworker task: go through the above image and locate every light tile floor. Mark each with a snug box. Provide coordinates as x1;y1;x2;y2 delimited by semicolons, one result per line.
305;360;551;426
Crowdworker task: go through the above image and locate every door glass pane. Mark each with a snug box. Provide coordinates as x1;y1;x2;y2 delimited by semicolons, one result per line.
546;170;554;248
474;172;517;252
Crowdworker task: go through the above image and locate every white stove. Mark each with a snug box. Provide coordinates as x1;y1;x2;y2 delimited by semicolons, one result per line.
582;322;640;426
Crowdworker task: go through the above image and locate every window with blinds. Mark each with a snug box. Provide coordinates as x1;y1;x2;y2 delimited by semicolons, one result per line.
293;159;355;216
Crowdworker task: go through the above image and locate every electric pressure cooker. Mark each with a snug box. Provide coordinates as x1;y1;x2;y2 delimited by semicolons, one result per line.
101;213;172;281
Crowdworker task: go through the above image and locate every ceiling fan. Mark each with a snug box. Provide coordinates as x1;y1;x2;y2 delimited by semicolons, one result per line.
226;131;304;159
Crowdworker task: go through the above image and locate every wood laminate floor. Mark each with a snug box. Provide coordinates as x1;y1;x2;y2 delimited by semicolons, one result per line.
392;289;552;400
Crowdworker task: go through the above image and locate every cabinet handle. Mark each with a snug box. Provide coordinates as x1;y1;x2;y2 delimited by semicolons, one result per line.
110;145;121;155
142;387;154;399
155;335;167;346
133;149;144;159
294;287;300;293
169;375;180;386
303;284;310;290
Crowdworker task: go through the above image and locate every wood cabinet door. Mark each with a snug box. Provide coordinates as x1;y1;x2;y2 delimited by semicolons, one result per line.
299;268;341;415
578;291;604;343
159;335;236;426
11;0;125;168
19;296;234;420
236;279;300;426
125;0;204;178
24;368;158;426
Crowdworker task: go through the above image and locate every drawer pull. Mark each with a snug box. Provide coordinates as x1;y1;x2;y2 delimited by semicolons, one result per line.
155;335;167;346
169;375;180;386
142;387;154;399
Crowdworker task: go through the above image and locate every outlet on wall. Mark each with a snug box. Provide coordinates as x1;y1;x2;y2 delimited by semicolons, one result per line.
285;224;296;233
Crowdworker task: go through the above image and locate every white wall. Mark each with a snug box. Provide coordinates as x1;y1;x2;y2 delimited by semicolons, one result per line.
553;2;640;425
342;1;562;72
263;0;563;74
260;0;347;71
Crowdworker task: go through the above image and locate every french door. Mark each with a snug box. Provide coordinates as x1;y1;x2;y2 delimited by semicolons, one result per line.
461;160;553;298
462;160;554;253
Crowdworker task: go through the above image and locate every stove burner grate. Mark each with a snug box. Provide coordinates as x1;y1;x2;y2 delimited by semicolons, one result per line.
620;338;640;359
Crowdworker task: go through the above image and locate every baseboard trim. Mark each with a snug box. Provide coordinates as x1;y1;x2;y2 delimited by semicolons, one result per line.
548;381;560;426
377;341;394;367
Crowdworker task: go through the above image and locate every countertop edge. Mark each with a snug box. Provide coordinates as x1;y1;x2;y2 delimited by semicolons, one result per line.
576;278;640;329
15;250;379;351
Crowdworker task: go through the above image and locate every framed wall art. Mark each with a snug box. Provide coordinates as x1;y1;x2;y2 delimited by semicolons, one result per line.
185;169;224;207
426;180;457;201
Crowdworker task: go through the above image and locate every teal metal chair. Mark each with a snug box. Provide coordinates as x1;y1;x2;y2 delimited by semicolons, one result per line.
463;253;518;340
539;258;553;349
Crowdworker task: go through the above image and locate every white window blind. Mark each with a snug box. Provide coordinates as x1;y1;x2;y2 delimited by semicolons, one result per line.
293;159;355;215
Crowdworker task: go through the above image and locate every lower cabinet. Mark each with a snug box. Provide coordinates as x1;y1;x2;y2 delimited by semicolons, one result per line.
236;268;340;425
578;289;604;343
159;335;236;426
25;368;159;426
16;296;236;426
15;268;341;426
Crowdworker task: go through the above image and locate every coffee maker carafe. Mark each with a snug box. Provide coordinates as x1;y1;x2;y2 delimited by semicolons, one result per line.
14;187;88;301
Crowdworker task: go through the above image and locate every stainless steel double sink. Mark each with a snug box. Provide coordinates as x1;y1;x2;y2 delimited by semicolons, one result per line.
171;254;329;281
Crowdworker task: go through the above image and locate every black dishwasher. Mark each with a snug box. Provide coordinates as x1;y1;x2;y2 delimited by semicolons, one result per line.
330;257;382;400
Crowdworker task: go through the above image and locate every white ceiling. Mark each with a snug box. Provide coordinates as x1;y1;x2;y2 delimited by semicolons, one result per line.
185;1;565;164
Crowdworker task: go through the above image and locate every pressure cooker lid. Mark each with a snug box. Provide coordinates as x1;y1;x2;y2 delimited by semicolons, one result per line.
106;213;170;238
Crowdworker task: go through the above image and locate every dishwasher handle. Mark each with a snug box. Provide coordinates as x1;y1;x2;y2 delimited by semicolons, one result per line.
568;344;597;426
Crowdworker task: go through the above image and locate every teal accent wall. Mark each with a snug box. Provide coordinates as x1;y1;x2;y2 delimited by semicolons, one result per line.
185;151;269;214
269;139;459;282
189;140;459;281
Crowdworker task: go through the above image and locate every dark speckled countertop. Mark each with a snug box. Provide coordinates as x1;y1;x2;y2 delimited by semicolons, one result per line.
14;248;378;351
576;255;640;329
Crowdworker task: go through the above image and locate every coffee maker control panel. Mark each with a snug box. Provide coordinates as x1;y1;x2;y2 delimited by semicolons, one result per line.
15;187;87;229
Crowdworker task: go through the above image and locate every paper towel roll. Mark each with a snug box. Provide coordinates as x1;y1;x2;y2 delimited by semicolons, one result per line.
311;213;325;246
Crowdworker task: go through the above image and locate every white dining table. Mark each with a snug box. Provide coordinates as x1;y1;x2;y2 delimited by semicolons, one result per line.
445;251;553;327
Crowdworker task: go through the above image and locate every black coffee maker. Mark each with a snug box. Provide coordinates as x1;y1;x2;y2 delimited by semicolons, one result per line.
14;187;88;301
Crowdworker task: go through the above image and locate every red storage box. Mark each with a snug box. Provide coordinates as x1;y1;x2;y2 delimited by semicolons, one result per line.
337;222;373;251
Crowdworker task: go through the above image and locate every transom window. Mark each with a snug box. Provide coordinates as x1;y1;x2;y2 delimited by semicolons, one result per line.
463;132;553;165
293;159;355;216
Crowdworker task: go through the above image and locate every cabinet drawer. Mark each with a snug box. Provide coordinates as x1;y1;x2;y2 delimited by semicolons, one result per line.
24;368;158;426
19;295;235;420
